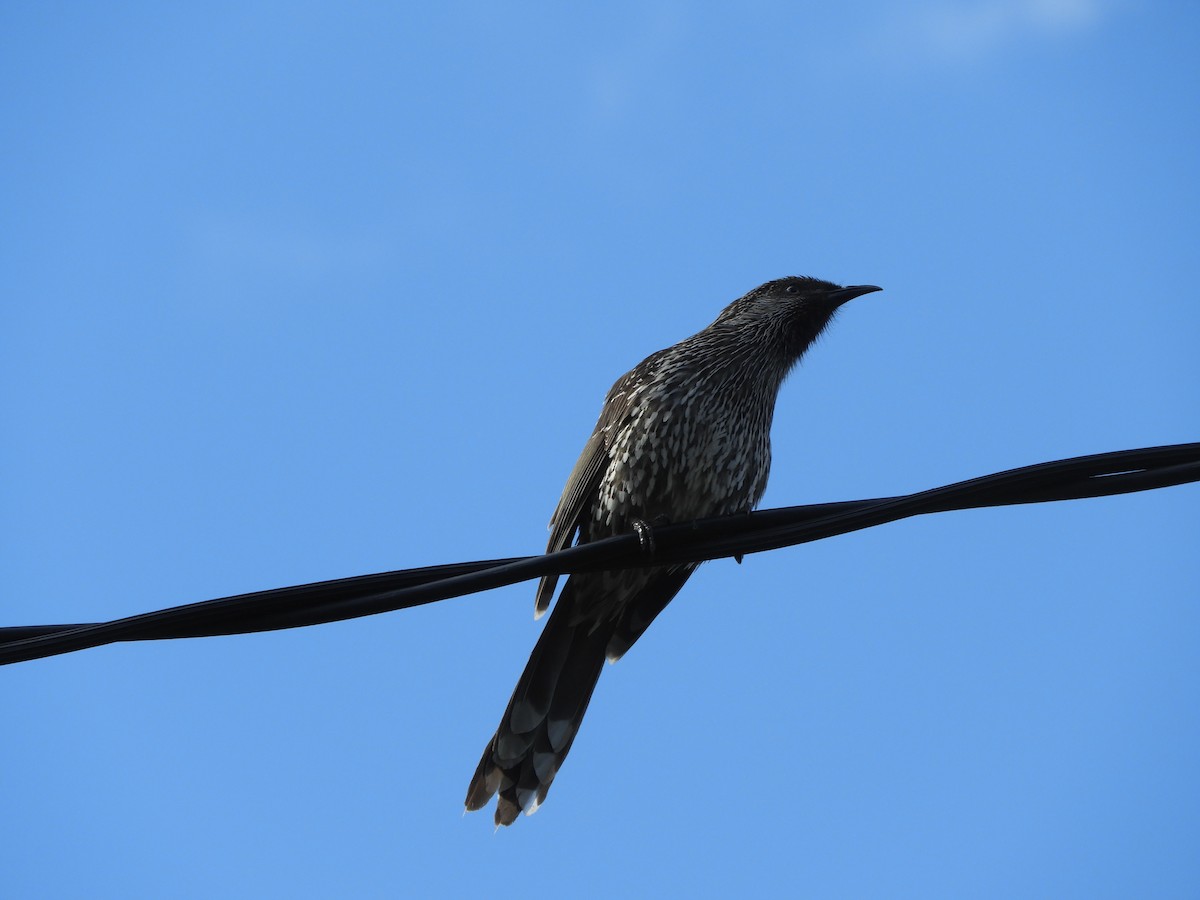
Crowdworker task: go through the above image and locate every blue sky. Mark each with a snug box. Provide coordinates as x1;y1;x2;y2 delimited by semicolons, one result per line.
3;2;1197;897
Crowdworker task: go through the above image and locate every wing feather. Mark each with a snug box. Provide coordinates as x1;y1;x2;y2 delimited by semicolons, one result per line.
534;432;607;616
533;356;670;617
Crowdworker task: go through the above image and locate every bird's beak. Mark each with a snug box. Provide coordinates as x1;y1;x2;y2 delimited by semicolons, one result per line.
826;284;883;307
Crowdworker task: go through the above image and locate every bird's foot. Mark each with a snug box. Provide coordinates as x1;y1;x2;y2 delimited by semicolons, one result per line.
630;517;657;555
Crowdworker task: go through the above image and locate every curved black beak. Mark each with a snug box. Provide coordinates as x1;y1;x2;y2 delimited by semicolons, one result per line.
826;284;883;307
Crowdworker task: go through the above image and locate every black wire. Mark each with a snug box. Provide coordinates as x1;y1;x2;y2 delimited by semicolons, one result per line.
2;442;1196;667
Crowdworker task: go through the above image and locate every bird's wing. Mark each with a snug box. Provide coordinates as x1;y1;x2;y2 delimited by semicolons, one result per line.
534;430;609;617
532;354;669;617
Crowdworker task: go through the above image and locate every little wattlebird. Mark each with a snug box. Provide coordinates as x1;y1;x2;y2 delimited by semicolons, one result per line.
465;275;881;826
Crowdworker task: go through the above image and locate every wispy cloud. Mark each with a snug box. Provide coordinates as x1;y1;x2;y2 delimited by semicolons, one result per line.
188;215;391;281
178;213;397;315
584;1;689;126
876;0;1116;66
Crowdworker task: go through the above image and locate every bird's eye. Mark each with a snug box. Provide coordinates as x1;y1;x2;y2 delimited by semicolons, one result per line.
785;284;799;295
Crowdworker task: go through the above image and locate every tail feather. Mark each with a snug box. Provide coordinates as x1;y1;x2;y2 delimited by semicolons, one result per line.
606;563;696;661
466;565;698;826
465;585;612;826
506;615;574;734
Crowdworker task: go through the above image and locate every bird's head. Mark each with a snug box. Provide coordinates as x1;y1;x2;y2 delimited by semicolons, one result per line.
709;275;881;361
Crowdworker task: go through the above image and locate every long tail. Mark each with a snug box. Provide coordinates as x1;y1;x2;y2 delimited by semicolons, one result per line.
464;584;612;826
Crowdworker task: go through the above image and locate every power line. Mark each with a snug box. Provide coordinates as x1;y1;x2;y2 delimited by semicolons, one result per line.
2;442;1196;667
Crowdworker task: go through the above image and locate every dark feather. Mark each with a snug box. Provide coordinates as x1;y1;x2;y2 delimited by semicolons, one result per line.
535;432;608;616
465;276;880;825
465;580;613;825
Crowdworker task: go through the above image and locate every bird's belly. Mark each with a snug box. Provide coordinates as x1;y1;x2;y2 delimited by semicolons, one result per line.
595;413;770;534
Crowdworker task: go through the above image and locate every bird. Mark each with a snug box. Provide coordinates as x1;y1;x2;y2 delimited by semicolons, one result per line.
464;275;881;826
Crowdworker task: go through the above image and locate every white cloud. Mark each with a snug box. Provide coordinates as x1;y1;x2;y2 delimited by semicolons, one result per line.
882;0;1115;65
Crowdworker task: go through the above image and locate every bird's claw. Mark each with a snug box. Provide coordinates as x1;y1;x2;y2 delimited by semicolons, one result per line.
631;518;656;555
